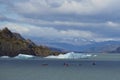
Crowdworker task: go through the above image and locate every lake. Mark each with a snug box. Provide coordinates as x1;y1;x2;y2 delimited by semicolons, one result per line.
0;53;120;80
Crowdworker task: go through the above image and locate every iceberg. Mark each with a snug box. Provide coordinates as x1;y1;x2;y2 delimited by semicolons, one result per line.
14;54;34;59
45;52;94;59
1;56;10;58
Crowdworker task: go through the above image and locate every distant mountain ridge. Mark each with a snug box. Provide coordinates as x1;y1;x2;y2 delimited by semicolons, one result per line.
0;27;63;57
44;41;120;53
80;41;120;53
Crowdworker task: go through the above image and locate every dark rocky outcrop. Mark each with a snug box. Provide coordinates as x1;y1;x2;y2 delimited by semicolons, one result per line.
0;27;63;57
110;47;120;53
116;47;120;52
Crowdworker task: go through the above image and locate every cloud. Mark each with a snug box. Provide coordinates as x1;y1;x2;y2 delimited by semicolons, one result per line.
0;15;7;21
0;0;120;46
10;0;115;16
106;21;120;27
1;0;120;22
1;21;120;45
0;22;96;39
0;23;30;35
1;19;120;42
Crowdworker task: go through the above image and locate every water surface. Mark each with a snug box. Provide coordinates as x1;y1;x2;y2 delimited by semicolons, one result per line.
0;54;120;80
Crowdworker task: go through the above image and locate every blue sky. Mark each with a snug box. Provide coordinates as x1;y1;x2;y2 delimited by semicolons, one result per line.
0;0;120;46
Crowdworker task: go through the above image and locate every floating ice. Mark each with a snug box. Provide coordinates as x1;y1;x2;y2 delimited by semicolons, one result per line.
0;52;97;59
0;54;34;59
45;52;94;59
1;56;9;58
14;54;34;59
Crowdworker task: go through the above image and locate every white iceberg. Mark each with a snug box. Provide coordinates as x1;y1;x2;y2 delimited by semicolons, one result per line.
1;56;10;58
14;54;34;59
45;52;94;59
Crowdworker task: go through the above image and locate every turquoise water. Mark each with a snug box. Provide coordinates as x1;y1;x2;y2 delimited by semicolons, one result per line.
0;54;120;80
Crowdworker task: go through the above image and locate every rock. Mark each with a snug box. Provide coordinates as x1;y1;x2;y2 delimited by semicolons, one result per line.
13;33;25;40
0;27;63;57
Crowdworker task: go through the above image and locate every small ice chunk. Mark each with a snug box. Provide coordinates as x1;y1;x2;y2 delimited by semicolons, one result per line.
14;54;34;59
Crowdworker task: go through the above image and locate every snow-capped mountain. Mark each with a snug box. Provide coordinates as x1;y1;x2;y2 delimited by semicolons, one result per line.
38;40;120;53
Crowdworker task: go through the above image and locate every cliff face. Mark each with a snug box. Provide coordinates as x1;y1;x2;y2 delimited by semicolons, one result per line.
0;27;62;57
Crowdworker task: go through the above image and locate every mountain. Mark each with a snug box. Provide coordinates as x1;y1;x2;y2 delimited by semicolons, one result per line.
111;47;120;53
81;41;120;53
0;27;63;57
43;41;120;53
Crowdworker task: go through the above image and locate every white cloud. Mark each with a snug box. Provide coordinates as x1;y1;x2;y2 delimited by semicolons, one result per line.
0;23;30;34
15;17;120;30
0;22;96;40
27;25;96;39
95;37;120;42
12;0;116;15
60;30;94;38
106;21;120;27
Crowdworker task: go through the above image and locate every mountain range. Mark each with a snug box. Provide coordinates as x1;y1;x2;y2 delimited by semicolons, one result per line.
42;40;120;53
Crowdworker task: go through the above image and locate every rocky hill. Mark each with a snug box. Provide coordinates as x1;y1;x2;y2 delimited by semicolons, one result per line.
0;27;63;57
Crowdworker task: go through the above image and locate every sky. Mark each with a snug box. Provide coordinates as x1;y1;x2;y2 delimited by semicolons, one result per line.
0;0;120;46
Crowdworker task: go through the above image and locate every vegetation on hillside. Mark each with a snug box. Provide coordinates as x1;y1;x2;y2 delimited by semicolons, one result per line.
0;27;63;57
